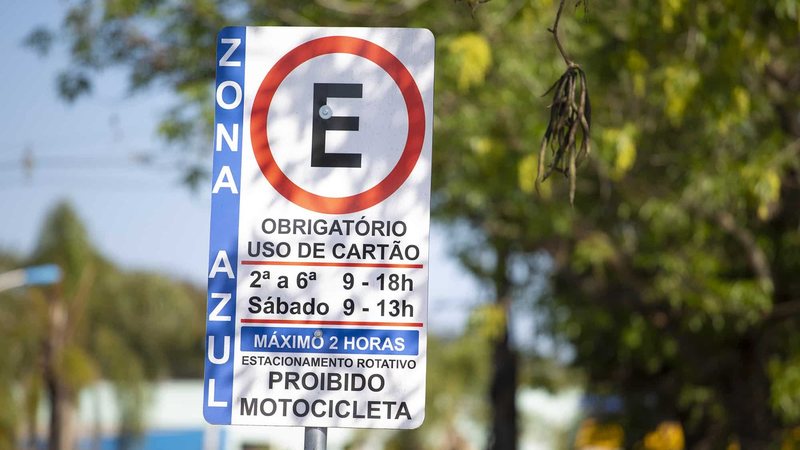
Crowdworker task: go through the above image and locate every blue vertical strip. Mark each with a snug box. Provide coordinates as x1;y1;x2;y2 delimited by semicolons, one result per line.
204;26;246;425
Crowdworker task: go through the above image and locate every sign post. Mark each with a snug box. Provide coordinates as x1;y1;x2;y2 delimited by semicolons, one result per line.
204;27;435;441
304;427;327;450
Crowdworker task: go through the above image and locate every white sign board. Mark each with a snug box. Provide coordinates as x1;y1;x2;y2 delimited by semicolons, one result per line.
204;27;434;430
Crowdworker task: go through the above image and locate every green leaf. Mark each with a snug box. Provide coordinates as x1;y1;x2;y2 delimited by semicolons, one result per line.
447;33;493;92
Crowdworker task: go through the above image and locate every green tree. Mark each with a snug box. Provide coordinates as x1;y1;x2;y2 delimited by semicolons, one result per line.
0;202;206;450
435;1;800;447
31;0;800;448
0;250;34;450
542;2;800;447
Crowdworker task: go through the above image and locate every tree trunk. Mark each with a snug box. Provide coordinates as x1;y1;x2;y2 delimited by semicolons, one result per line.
44;299;76;450
727;335;778;449
487;323;518;450
46;380;76;450
682;333;782;449
486;243;518;450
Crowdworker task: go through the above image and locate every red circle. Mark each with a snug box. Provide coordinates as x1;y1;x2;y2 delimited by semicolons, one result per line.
250;36;426;214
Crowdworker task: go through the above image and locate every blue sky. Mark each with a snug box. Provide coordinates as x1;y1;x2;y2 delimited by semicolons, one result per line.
0;2;203;276
0;2;485;335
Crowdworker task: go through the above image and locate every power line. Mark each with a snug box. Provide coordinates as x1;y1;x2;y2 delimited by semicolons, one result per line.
0;177;192;192
0;145;204;191
0;148;186;175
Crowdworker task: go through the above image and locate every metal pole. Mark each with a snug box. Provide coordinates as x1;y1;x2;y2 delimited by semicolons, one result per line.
303;427;327;450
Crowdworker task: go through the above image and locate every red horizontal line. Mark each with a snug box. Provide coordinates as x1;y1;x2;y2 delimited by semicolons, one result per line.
241;318;424;328
240;260;423;269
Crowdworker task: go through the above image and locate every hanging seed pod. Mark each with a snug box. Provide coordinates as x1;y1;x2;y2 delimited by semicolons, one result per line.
537;0;592;205
536;64;591;203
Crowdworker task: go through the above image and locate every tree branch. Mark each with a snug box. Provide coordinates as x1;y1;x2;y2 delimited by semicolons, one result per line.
714;211;774;294
548;0;575;67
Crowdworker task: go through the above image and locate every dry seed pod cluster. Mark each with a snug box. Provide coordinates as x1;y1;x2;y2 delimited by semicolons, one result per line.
537;0;592;205
536;64;591;204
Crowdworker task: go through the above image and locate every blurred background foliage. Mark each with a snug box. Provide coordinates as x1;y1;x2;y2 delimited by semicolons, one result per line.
0;203;207;450
15;0;800;448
